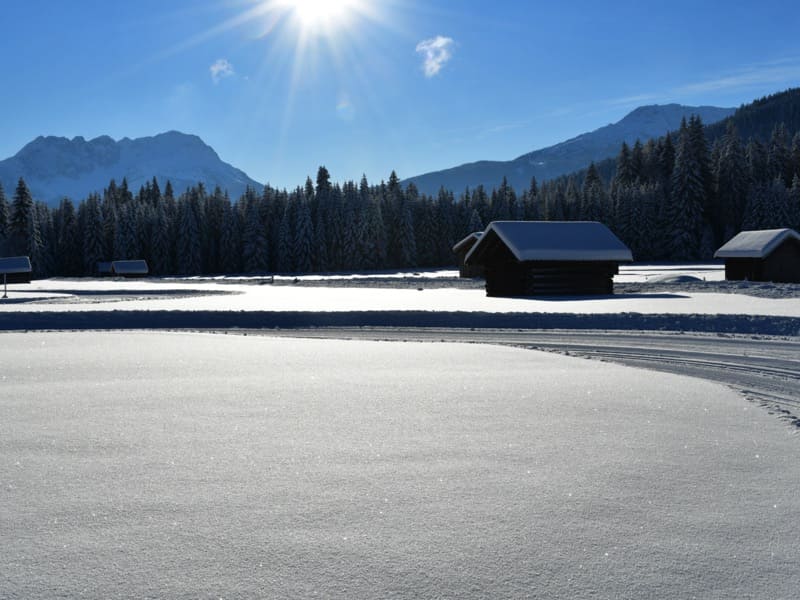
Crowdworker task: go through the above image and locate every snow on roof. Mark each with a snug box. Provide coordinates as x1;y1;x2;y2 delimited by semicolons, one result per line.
714;229;800;259
0;256;32;274
452;231;482;253
465;221;633;264
111;260;149;275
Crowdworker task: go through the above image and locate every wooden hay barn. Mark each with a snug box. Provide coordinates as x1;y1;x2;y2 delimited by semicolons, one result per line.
111;260;149;278
0;256;33;285
464;221;633;296
97;262;113;277
714;228;800;283
452;232;484;278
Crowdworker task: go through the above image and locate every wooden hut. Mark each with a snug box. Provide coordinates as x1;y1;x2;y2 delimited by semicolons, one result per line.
714;228;800;283
464;221;633;296
0;256;33;284
452;232;484;278
0;256;32;298
97;262;113;277
111;260;149;278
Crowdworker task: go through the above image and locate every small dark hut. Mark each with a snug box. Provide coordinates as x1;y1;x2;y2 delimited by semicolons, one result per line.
111;260;149;278
0;256;32;298
97;262;113;277
714;228;800;283
452;232;484;278
464;221;633;296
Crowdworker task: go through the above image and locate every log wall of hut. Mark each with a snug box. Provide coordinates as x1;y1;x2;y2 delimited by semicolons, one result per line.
485;261;618;296
724;238;800;283
3;272;32;284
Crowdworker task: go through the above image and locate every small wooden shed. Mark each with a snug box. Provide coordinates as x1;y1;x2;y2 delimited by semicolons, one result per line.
111;260;149;278
452;232;484;278
0;256;32;298
0;256;33;284
714;228;800;283
97;262;113;277
464;221;633;296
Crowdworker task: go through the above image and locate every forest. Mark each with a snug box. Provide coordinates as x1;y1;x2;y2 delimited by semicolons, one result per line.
1;88;800;278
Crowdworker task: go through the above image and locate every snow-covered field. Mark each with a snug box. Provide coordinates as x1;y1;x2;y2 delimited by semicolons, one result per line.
1;263;798;335
2;266;798;597
2;332;798;599
1;264;798;318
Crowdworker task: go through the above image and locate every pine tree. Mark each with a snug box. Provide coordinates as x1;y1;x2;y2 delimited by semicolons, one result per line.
81;193;105;274
55;198;81;276
789;176;800;231
176;190;202;275
242;190;268;273
467;208;484;233
581;164;605;221
668;118;706;259
293;191;314;273
612;142;635;192
27;203;45;277
715;122;749;240
10;178;34;256
219;199;242;274
0;183;9;254
523;177;540;220
149;201;172;275
278;195;295;272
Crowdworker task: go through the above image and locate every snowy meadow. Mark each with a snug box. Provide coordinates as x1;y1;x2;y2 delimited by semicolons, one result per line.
1;263;799;598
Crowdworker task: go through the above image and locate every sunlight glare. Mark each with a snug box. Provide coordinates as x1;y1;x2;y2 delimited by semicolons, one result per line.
276;0;361;32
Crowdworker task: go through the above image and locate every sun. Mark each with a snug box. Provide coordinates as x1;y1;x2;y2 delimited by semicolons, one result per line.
275;0;361;33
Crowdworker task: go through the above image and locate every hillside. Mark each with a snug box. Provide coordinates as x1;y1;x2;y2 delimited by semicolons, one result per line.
403;104;735;195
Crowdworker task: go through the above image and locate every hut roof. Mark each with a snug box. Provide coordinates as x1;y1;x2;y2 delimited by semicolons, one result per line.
0;256;33;275
452;231;482;253
714;228;800;259
111;260;149;276
465;221;633;265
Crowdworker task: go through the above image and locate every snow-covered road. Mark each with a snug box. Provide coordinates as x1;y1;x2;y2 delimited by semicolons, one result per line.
2;332;798;599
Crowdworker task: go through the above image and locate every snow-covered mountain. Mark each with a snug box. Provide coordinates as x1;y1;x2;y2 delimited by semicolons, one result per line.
404;104;736;195
0;131;262;206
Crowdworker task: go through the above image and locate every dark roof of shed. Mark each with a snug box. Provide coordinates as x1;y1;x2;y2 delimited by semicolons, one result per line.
465;221;633;265
0;256;32;274
111;260;149;275
714;228;800;258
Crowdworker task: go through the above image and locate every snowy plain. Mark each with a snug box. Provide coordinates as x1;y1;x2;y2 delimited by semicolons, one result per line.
1;264;798;598
1;264;798;320
2;333;798;599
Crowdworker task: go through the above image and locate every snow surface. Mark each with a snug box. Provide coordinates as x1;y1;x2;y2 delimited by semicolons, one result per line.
714;228;800;258
1;275;798;318
2;332;798;599
467;221;633;263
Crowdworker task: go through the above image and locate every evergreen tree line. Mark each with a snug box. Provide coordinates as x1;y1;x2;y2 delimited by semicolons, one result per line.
548;116;800;261
1;103;800;277
0;167;507;277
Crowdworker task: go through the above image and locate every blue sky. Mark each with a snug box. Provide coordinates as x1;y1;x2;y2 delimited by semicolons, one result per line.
2;0;800;189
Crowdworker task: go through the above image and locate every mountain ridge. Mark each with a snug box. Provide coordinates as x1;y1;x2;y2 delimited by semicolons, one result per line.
0;131;262;206
404;103;736;195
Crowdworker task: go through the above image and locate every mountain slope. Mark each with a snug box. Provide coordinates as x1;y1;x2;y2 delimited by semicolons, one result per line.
0;131;262;205
404;104;735;195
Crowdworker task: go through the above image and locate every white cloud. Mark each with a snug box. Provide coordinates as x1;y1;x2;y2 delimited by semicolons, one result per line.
416;36;454;78
210;58;235;84
675;62;800;95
